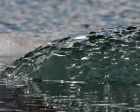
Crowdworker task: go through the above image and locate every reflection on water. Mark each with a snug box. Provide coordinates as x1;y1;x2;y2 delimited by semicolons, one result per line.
1;79;140;112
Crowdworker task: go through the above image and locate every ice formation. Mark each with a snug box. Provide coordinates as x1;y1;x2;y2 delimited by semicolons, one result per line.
1;26;140;83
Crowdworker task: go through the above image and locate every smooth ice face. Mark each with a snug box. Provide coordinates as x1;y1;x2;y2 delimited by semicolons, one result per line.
1;26;140;83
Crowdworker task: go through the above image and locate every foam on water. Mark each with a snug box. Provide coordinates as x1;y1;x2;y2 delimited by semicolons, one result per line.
1;26;140;83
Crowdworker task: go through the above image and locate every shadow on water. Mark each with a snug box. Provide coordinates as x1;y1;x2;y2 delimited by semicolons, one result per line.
0;79;140;112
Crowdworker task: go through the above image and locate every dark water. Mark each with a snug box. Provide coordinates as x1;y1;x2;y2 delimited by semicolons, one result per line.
0;0;140;112
1;80;140;112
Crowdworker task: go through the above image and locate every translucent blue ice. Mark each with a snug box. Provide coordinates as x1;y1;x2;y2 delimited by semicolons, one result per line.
1;26;140;83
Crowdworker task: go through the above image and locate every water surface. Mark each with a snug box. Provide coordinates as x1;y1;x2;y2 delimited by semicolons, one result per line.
0;0;140;112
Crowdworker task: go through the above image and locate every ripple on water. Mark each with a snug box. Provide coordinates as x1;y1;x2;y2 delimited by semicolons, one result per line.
1;79;140;112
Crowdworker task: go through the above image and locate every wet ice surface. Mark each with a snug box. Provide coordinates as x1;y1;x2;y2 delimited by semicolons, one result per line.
1;26;140;83
0;0;140;111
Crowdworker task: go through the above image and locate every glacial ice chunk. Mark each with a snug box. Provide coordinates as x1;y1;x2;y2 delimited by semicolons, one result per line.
1;26;140;83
